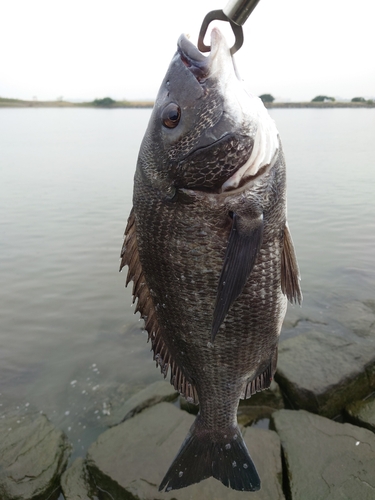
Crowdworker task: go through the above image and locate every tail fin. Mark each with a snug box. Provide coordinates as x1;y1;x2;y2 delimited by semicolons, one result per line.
159;416;260;492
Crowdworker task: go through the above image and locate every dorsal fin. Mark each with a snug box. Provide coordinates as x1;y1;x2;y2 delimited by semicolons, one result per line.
120;209;198;404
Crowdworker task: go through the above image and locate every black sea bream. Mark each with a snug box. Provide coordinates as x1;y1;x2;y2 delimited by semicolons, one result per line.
120;28;301;492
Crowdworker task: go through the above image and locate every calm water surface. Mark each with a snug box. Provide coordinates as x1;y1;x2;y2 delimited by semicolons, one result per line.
1;107;374;460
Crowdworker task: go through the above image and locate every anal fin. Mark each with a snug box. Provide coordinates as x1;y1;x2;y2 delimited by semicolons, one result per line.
240;349;278;399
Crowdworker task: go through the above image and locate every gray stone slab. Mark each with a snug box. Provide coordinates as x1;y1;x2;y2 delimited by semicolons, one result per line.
345;394;375;433
241;380;284;409
60;457;96;500
272;409;375;500
238;380;285;426
283;299;375;341
106;380;178;427
0;412;71;500
328;300;375;339
275;331;375;417
86;402;285;499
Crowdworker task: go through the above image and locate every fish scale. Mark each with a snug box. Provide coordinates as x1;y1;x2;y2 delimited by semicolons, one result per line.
120;28;301;492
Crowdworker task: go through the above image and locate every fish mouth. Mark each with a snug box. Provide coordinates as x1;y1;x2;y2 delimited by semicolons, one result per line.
177;29;232;82
177;34;209;81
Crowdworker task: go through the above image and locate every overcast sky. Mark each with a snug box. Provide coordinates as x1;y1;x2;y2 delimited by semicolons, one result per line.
1;0;374;102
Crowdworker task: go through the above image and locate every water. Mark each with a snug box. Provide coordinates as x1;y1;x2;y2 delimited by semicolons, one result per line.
1;107;375;461
271;108;375;340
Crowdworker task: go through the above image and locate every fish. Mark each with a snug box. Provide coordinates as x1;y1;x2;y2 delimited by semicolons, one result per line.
120;27;301;492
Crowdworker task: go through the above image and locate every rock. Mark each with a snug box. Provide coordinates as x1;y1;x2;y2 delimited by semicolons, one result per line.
328;300;375;339
241;380;284;409
275;331;375;417
242;427;284;500
87;402;285;499
60;457;97;500
0;412;71;500
272;409;375;500
345;394;375;433
105;380;178;427
179;396;200;415
237;381;285;426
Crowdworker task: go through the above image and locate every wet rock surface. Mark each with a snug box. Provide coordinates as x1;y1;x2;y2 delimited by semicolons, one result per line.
105;380;178;427
0;412;71;500
60;457;97;500
73;322;375;500
2;321;375;499
328;299;375;339
282;299;375;341
86;402;285;500
345;394;375;433
275;330;375;417
272;409;375;500
237;380;285;427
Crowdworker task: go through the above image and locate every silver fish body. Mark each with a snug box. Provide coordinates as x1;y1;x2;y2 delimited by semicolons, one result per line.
120;28;301;492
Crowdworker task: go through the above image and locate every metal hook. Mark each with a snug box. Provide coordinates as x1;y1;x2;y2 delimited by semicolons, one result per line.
198;0;261;55
198;10;244;55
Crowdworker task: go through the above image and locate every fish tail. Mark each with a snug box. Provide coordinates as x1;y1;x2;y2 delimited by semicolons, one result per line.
159;415;260;492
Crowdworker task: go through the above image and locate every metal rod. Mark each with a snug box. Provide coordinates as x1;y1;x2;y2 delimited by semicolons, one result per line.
223;0;261;26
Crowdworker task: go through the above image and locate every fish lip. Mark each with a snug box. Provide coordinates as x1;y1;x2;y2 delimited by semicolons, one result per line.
177;34;207;65
177;29;235;85
177;34;209;80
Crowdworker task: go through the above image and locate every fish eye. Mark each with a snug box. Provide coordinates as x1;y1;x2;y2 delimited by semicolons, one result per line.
161;103;181;128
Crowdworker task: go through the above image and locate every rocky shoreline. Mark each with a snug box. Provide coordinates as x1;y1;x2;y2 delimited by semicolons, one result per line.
1;304;375;499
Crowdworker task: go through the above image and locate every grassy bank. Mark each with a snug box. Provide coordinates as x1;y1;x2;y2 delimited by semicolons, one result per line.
1;97;374;109
0;97;154;108
264;101;375;108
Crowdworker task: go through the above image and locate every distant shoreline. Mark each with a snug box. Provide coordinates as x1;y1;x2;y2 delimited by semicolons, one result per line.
1;97;374;109
0;98;154;108
264;101;375;109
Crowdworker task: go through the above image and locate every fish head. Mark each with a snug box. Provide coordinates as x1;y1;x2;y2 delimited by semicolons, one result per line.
137;28;278;196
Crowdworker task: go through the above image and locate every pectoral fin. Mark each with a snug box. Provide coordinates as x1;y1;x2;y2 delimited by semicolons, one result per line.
211;212;264;341
281;223;302;304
